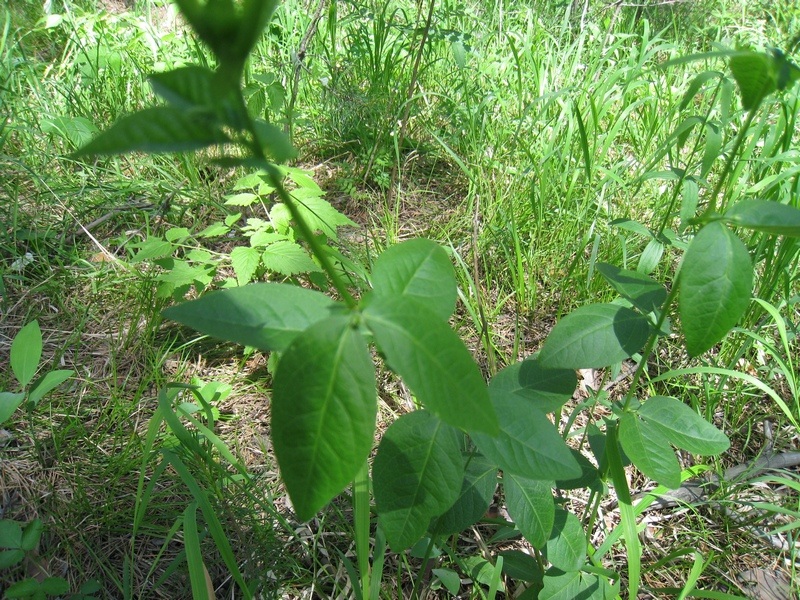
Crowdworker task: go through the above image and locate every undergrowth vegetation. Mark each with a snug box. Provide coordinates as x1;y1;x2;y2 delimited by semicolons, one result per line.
2;0;800;598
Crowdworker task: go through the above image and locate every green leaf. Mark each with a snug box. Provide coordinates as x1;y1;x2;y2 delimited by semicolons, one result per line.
149;65;216;109
163;283;336;352
538;304;651;369
432;568;461;595
724;198;800;237
637;237;664;275
363;295;497;434
500;550;543;583
272;316;376;521
129;238;174;263
20;519;42;552
504;474;554;549
371;239;458;321
597;263;667;315
0;549;25;569
5;579;41;598
554;449;602;493
463;556;505;591
253;120;297;163
679;222;752;356
290;194;356;241
729;51;776;111
471;388;580;480
619;413;681;489
11;321;42;388
40;115;99;148
432;453;497;536
0;519;23;548
73;107;229;157
261;240;321;276
25;369;73;408
544;509;586;572
39;577;70;595
0;393;25;424
230;246;261;285
638;396;730;455
541;571;615;600
373;411;463;550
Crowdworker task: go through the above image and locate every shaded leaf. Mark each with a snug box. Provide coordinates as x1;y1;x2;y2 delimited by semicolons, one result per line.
619;413;681;489
363;295;497;434
544;509;586;572
490;358;576;414
679;222;752;356
724;198;800;237
504;474;555;549
432;453;497;536
371;239;458;321
163;283;337;352
374;411;463;550
230;246;261;285
538;304;651;369
596;263;667;315
500;550;543;583
272;317;376;521
729;51;776;111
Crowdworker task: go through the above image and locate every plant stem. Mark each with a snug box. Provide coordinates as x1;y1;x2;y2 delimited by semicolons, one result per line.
353;460;372;599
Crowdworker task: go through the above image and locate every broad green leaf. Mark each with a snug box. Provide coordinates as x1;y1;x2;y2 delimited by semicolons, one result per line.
554;449;602;493
129;238;174;263
432;453;497;536
619;413;680;489
0;549;25;569
230;246;261;285
596;263;667;315
272;317;376;521
374;411;463;550
261;240;321;276
73;107;229;157
27;370;73;407
0;393;25;424
254;120;297;163
544;509;586;572
541;571;615;600
163;283;336;352
729;51;776;111
432;568;461;595
11;321;42;388
679;222;752;356
773;48;800;91
491;357;577;414
472;389;580;480
538;304;651;369
463;556;505;591
724;199;800;237
371;239;458;321
149;66;215;109
504;474;554;549
638;396;730;455
500;550;543;583
0;519;23;548
363;296;497;434
224;192;259;206
40;115;99;148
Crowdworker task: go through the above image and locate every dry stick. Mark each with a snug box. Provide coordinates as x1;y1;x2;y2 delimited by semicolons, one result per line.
384;0;436;210
286;0;328;141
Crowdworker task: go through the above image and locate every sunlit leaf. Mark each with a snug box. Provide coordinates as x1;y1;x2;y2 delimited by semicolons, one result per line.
619;413;680;489
504;474;554;549
638;396;730;455
724;198;800;237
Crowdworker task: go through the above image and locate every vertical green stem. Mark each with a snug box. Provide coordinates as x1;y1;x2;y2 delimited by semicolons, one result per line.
354;460;372;599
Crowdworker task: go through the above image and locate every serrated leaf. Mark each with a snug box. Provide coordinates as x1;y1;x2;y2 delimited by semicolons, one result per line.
11;321;42;388
432;453;497;536
0;549;25;569
73;107;229;157
538;304;651;369
544;509;586;572
130;238;174;263
596;263;667;315
27;370;73;407
363;295;497;434
724;198;800;237
40;115;99;148
371;239;458;321
679;222;752;356
471;387;580;480
638;396;730;455
290;194;356;241
197;222;229;237
0;392;26;424
374;411;463;550
619;413;681;489
224;192;260;206
504;474;554;549
272;317;376;521
149;65;216;109
261;240;321;276
729;51;776;111
163;283;337;351
0;519;23;548
230;246;261;285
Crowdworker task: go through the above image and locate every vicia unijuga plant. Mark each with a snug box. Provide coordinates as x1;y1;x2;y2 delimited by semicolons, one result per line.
73;1;800;596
